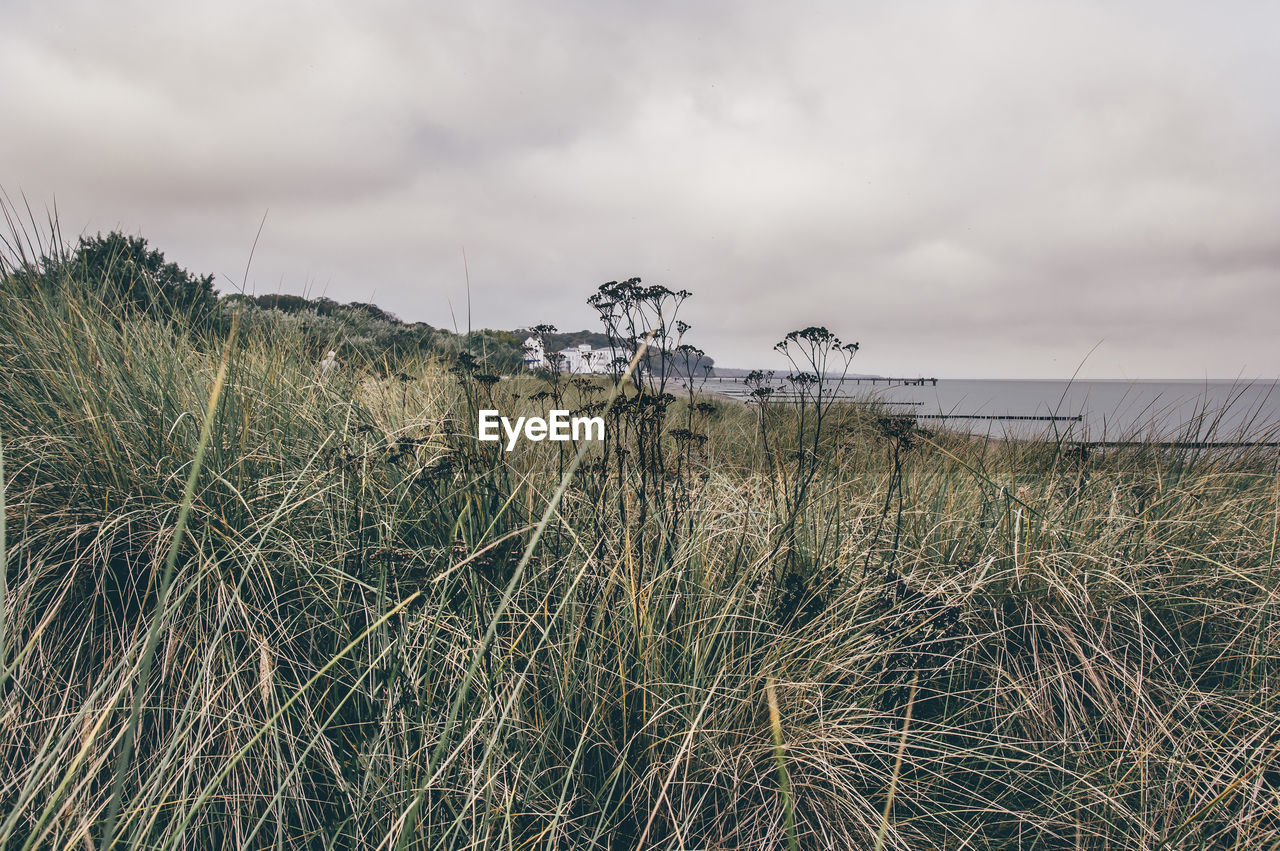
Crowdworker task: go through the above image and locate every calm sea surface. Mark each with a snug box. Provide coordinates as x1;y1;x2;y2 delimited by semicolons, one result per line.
699;377;1280;442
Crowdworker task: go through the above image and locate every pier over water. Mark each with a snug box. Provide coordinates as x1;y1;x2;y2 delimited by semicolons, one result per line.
690;377;1280;443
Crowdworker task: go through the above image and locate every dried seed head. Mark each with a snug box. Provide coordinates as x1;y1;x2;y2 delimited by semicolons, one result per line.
256;633;274;708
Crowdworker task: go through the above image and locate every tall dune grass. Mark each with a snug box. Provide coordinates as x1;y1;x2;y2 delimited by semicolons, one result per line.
1;225;1279;848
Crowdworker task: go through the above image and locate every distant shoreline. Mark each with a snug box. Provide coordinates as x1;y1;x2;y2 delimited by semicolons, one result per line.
710;370;1280;383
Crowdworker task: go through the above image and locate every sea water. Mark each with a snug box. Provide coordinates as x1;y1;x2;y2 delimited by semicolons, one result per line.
697;377;1280;442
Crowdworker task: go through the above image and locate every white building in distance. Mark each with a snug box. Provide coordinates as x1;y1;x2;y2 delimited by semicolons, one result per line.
523;337;625;375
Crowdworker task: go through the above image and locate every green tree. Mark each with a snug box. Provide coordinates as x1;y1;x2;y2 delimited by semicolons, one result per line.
69;231;217;326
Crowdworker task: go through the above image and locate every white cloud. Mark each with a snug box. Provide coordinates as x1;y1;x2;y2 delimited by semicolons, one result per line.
2;0;1278;376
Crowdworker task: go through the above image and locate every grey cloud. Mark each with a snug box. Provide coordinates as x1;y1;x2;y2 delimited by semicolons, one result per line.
2;0;1278;377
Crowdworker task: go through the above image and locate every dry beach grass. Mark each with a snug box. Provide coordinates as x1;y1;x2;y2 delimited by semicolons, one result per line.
1;227;1279;848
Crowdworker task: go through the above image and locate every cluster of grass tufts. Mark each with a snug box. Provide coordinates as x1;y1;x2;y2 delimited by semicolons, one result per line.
1;224;1279;849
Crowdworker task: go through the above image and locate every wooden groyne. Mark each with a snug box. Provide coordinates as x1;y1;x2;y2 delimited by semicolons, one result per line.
847;376;937;386
705;376;938;386
1071;440;1280;449
913;413;1082;422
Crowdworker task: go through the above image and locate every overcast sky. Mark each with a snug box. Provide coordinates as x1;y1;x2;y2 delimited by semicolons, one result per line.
3;0;1278;377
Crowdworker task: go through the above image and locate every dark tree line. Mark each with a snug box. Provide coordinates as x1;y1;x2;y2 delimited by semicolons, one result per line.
9;228;718;376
